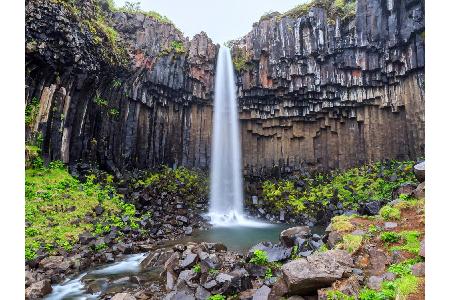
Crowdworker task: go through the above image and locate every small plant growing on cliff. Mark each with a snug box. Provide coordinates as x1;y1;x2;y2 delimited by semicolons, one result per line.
250;250;269;265
108;108;120;118
264;267;273;279
171;40;185;54
192;263;201;274
232;47;251;72
94;94;108;106
209;294;227;300
112;78;122;88
25;97;40;126
379;205;401;221
208;268;219;276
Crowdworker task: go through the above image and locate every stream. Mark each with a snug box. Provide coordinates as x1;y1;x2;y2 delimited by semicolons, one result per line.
45;224;325;300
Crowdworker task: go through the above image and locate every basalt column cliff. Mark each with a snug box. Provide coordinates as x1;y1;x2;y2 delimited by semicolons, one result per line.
25;0;425;176
231;0;425;175
25;0;217;174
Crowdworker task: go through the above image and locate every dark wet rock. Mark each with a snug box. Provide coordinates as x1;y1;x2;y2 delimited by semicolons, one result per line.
94;205;104;216
280;226;311;247
78;231;95;245
248;242;292;262
411;262;425;277
414;161;425;182
281;250;354;295
361;201;382;216
195;286;211;299
25;279;52;299
176;215;189;224
246;263;268;278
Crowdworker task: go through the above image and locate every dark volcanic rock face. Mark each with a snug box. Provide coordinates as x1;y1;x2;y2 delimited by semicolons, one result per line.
25;0;425;176
232;0;425;175
26;0;217;173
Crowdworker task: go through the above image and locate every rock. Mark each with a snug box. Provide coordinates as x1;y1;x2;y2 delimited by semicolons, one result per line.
253;285;271;300
414;161;425;182
203;279;218;290
419;239;425;257
382;272;396;281
298;250;313;257
184;226;193;235
268;278;288;299
202;243;227;252
287;297;306;300
246;264;268;277
248;242;292;262
179;252;198;269
413;182;425;199
176;270;198;289
281;250;354;295
362;201;381;215
94;205;104;216
367;248;392;276
384;222;398;229
392;183;416;198
164;291;195;300
411;262;425;276
252;196;258;205
79;231;95;245
25;279;52;299
367;276;383;290
195;286;211;299
176;215;189;224
317;276;361;300
111;293;136;300
326;231;343;248
280;226;311;247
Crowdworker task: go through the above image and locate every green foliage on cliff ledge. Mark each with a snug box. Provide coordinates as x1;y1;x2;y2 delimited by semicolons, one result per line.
282;0;356;23
25;97;40;126
261;160;417;214
133;166;208;206
232;47;252;72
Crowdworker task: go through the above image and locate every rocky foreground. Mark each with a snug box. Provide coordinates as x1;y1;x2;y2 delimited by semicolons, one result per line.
25;163;425;299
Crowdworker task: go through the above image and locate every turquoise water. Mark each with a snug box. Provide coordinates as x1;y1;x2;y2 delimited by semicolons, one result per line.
182;224;325;252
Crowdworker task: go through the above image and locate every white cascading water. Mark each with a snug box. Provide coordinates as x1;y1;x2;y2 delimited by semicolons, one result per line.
208;46;267;227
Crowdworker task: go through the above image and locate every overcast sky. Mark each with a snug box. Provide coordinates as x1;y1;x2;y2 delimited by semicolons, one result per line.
113;0;306;44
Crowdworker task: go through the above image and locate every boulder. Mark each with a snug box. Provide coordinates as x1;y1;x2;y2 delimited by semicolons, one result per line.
25;279;52;299
179;252;198;269
414;161;425;182
367;275;383;290
413;182;425;199
268;278;288;299
411;262;425;277
253;285;271;300
280;226;311;247
326;231;343;248
111;293;137;300
317;276;361;300
281;250;354;295
78;231;95;245
164;291;195;300
361;201;381;216
248;242;292;262
419;239;425;257
195;286;211;299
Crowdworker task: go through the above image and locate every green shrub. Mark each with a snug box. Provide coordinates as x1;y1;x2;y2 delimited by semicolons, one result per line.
264;267;273;279
331;215;355;232
250;250;269;265
390;231;421;254
25;97;40;126
326;290;355;300
207;295;226;300
232;47;251;72
379;205;401;220
380;232;401;244
93;94;108;106
108;108;120;118
388;258;423;276
282;0;357;23
341;234;362;253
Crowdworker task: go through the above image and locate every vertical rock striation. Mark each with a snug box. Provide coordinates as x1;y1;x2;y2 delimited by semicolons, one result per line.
26;0;217;173
231;0;425;175
25;0;425;176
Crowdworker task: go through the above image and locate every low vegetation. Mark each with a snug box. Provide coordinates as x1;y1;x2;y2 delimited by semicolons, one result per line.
249;249;269;265
281;0;357;23
25;160;149;261
159;40;186;56
261;160;417;215
232;47;252;72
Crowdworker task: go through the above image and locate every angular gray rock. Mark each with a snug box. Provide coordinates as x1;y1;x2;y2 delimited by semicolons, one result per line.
280;226;311;247
281;250;354;295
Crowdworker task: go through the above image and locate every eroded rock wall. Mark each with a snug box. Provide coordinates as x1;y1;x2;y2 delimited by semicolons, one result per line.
26;0;217;173
232;0;425;175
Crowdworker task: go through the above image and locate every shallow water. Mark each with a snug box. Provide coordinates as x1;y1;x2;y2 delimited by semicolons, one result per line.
180;224;326;252
44;224;325;299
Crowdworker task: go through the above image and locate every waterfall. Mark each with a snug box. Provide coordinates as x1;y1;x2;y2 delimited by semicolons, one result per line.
208;46;266;227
